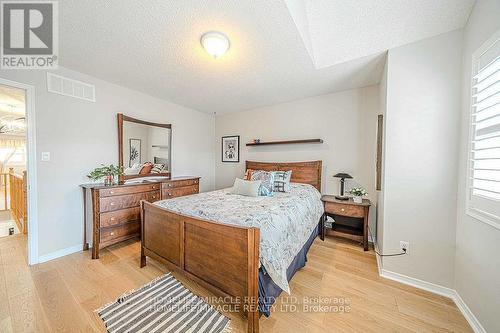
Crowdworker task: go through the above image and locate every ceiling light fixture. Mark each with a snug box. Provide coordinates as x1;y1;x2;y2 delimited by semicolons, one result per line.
201;31;230;58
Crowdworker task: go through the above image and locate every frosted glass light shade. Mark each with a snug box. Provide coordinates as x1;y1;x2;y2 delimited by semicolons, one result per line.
201;32;230;58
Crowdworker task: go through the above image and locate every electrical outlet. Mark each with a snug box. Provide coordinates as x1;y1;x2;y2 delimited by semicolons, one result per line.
400;241;409;255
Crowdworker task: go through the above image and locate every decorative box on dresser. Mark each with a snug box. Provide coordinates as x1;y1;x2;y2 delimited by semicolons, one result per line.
81;176;200;259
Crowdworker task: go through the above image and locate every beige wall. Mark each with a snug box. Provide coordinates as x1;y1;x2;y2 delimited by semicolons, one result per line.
215;86;380;236
455;0;500;331
0;67;215;258
381;30;463;287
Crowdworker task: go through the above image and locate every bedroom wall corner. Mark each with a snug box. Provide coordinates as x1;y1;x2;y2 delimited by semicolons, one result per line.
381;29;463;288
375;55;388;267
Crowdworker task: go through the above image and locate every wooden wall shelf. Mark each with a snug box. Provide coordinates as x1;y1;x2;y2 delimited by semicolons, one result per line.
246;139;323;146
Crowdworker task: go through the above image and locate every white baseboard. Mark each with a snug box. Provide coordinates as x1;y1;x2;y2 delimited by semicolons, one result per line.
378;268;486;333
451;291;487;333
38;244;82;264
380;269;456;298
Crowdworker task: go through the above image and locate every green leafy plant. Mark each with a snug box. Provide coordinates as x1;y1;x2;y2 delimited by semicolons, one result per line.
349;187;367;197
87;164;123;182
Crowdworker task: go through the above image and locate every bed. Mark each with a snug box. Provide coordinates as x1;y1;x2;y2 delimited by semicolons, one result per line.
140;161;324;333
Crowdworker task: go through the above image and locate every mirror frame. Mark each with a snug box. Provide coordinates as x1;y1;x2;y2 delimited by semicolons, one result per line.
117;113;172;182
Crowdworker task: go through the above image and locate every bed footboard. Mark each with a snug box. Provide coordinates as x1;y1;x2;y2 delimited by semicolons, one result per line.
140;200;260;333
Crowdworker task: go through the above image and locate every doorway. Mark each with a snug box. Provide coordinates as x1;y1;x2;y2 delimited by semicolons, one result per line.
0;84;27;254
0;78;37;265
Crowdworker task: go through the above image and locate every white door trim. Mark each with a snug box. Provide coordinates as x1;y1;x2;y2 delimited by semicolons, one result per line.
0;77;38;265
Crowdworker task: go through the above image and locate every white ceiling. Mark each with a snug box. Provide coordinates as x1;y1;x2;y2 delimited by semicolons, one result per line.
295;0;476;68
59;0;474;114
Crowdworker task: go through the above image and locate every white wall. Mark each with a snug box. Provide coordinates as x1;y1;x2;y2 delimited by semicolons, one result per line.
376;58;388;255
455;1;500;331
0;67;215;258
215;86;380;234
381;30;463;287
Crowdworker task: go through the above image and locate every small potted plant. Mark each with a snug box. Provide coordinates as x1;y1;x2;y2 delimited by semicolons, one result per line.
87;164;123;186
349;187;367;203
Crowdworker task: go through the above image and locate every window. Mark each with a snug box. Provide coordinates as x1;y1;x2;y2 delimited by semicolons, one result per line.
467;31;500;229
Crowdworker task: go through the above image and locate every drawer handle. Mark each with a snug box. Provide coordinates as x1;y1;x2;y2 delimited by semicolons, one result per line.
168;184;172;187
194;180;198;184
110;232;115;236
110;191;114;194
152;186;155;189
341;208;345;212
110;217;115;221
152;196;156;199
168;193;172;196
110;202;115;206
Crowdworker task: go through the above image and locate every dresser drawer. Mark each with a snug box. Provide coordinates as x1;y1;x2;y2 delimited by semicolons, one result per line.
162;178;199;189
100;221;140;245
99;190;160;212
99;183;160;197
325;202;365;218
100;207;140;228
162;185;199;199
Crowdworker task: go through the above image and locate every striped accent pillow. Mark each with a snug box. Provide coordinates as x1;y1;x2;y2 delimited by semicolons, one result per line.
244;169;254;180
151;163;165;173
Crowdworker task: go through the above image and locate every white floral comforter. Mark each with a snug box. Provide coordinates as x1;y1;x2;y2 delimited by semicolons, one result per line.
154;183;324;293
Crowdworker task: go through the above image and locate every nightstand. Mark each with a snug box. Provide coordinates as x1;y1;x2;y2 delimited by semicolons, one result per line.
321;195;371;251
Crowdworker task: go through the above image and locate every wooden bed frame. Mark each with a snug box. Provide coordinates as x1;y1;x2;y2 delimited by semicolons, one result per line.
140;161;322;333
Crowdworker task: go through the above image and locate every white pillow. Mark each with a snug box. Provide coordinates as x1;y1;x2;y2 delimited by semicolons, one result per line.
124;164;142;175
230;178;261;197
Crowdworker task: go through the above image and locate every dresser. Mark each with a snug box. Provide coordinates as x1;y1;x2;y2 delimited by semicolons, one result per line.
81;177;199;259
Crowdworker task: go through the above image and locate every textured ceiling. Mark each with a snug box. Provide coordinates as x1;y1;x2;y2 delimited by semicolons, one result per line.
290;0;475;68
59;1;473;114
59;0;385;114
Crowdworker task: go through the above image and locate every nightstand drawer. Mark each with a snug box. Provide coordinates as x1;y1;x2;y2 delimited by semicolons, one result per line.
325;202;365;218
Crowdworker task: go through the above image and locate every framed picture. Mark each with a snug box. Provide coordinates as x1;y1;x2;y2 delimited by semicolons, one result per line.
129;138;141;167
222;135;240;163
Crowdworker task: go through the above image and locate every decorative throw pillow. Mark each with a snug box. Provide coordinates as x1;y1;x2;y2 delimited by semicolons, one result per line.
250;170;275;196
139;162;153;174
124;163;142;175
151;163;165;173
244;169;254;180
272;170;292;192
230;178;261;197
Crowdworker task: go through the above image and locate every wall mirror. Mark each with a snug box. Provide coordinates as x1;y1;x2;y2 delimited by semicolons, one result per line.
117;113;172;181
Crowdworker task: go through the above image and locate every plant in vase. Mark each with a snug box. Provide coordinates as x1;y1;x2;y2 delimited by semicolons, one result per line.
87;164;123;186
349;187;367;203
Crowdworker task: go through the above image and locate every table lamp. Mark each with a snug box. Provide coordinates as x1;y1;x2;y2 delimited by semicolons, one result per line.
333;173;352;200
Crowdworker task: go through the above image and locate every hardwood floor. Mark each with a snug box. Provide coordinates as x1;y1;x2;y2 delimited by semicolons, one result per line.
0;234;471;332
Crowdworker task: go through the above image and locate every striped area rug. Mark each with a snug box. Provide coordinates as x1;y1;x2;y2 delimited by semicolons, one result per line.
96;273;230;333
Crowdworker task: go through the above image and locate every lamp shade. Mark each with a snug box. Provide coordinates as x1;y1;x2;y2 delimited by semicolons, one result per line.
333;173;353;179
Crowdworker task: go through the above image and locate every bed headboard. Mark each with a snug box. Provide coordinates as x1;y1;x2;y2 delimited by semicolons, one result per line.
245;161;322;192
